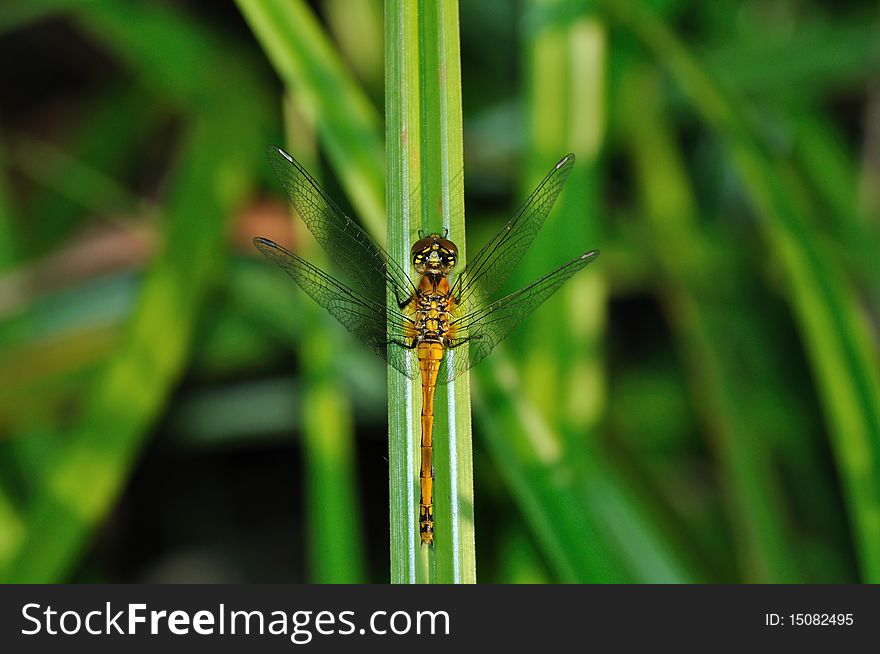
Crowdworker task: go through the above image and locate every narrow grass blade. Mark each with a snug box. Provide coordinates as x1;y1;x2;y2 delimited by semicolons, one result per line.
13;134;138;216
386;0;476;583
22;86;159;254
474;357;628;582
0;134;18;271
519;3;607;444
282;96;367;583
324;0;384;95
598;0;880;581
622;69;806;582
495;2;698;583
384;0;420;584
1;0;271;581
3;115;256;582
236;0;385;237
0;489;23;576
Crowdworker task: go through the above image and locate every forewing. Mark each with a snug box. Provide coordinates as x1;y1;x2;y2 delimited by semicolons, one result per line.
254;237;417;380
266;145;416;305
438;250;599;383
451;154;575;312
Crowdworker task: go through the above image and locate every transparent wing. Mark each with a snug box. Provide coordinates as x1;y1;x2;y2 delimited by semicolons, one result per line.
254;237;418;380
450;153;575;312
437;250;599;383
266;145;416;306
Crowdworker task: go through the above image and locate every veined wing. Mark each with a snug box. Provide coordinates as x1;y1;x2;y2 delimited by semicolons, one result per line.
254;237;418;380
266;145;416;306
438;250;599;383
450;153;575;312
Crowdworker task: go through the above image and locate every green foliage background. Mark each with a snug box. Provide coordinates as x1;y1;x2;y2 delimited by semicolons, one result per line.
1;0;879;583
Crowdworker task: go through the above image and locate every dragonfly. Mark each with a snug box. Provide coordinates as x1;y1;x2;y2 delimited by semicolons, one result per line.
254;145;599;546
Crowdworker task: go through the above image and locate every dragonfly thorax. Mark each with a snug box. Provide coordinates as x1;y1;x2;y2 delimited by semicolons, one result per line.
414;274;455;344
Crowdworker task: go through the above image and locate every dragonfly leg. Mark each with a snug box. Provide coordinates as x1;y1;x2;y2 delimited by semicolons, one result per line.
389;338;419;350
446;334;481;349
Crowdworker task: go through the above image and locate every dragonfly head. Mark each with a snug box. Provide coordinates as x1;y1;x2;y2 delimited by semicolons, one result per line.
412;233;458;275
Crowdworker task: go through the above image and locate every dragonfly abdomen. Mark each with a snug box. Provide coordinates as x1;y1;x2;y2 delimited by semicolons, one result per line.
417;340;443;545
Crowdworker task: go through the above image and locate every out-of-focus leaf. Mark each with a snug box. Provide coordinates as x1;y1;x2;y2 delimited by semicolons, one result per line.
276;96;368;583
0;0;272;578
0;135;18;270
622;68;809;582
0;0;90;34
236;0;385;238
703;20;880;98
599;0;880;582
2;110;256;582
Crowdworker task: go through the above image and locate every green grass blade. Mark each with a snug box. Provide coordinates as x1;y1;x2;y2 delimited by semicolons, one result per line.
0;0;271;581
599;0;880;581
324;0;384;96
384;0;419;584
519;3;606;443
236;0;385;238
12;134;138;216
498;2;697;583
0;132;24;569
622;68;805;582
703;18;880;99
0;134;18;270
0;488;23;575
238;0;394;580
282;96;367;583
474;358;628;582
386;0;476;584
3;116;256;582
22;85;160;254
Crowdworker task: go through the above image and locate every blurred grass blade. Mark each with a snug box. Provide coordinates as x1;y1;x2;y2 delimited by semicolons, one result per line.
324;0;384;95
3;115;255;582
236;0;391;581
513;0;620;581
622;68;805;582
13;134;138;216
790;113;880;293
0;489;23;574
520;2;607;444
475;358;628;582
1;0;268;582
386;0;476;584
477;356;697;582
23;85;160;254
0;0;87;34
497;526;551;584
282;96;367;583
499;1;696;583
599;0;880;582
236;0;385;238
0;135;18;270
703;19;880;99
